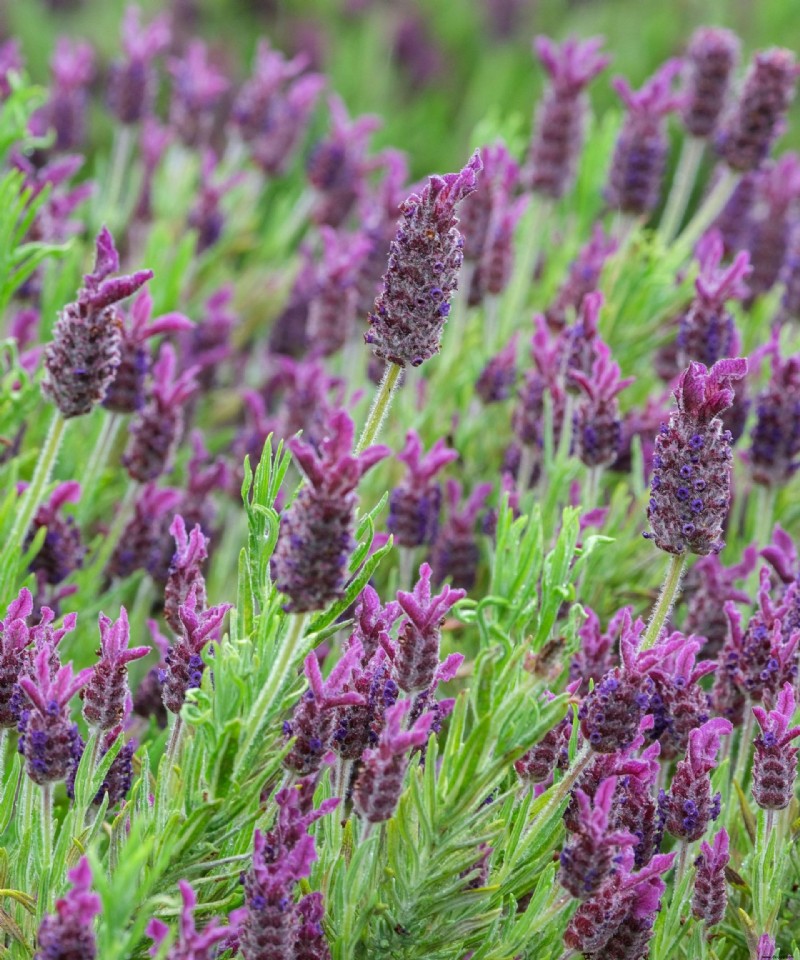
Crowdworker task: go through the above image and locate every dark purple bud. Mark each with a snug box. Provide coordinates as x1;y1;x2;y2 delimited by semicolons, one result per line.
351;586;401;663
162;585;232;715
526;35;610;199
752;683;800;810
692;828;729;926
42;228;153;418
294;892;331;960
388;430;458;549
18;644;92;785
353;699;435;823
646;358;747;556
271;410;390;613
365;151;482;368
648;634;714;758
82;606;150;731
716;48;799;171
331;646;398;761
682;27;740;138
34;858;100;959
610;742;662;868
123;344;199;483
605;59;684;217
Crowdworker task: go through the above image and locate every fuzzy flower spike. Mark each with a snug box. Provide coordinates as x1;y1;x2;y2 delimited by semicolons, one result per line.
751;682;800;810
82;607;150;732
526;35;610;199
646;357;747;556
42;228;153;418
570;341;634;468
34;857;101;959
659;717;732;841
272;410;390;613
716;48;799;171
678;230;750;369
605;59;684;217
682;27;740;139
394;562;465;694
365;151;482;368
18;644;93;784
692;828;730;927
388;430;458;548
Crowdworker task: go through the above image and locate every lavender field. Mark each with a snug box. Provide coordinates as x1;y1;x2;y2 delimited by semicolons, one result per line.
1;0;800;958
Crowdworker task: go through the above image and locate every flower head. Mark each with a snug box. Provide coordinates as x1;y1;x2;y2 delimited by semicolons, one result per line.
682;27;740;138
692;828;730;926
752;682;800;809
388;430;458;549
365;151;482;368
35;858;100;959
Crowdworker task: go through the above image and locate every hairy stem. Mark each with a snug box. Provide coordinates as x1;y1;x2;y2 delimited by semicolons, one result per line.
156;715;185;832
8;409;67;556
356;362;402;453
732;700;754;792
79;412;123;522
642;554;685;650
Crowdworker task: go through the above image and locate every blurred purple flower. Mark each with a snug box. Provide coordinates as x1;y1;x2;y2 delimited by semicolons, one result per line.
388;430;458;549
34;858;100;959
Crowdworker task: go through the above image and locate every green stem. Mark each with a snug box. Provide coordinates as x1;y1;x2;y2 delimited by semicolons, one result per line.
79;412;123;521
676;166;740;253
156;715;184;832
641;554;685;650
40;783;53;867
105;125;134;220
753;484;776;550
660;137;706;242
8;410;67;555
235;612;309;779
732;700;754;792
500;196;552;343
356;362;402;453
88;480;138;578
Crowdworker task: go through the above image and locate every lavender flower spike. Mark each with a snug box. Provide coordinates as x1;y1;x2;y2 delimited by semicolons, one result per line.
271;410;390;613
283;642;366;775
164;516;209;635
395;562;466;693
353;700;435;823
526;35;610;199
162;585;233;715
388;430;458;548
605;59;684;218
682;27;740;139
108;5;171;126
692;828;730;927
559;777;638;899
0;588;35;728
678;230;750;369
82;607;150;731
365;151;482;368
716;48;799;172
123;343;199;483
147;880;242;959
18;645;93;784
570;342;634;468
659;717;732;841
34;857;100;960
749;333;800;488
752;683;800;810
42;227;153;418
104;288;193;414
646;357;747;556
